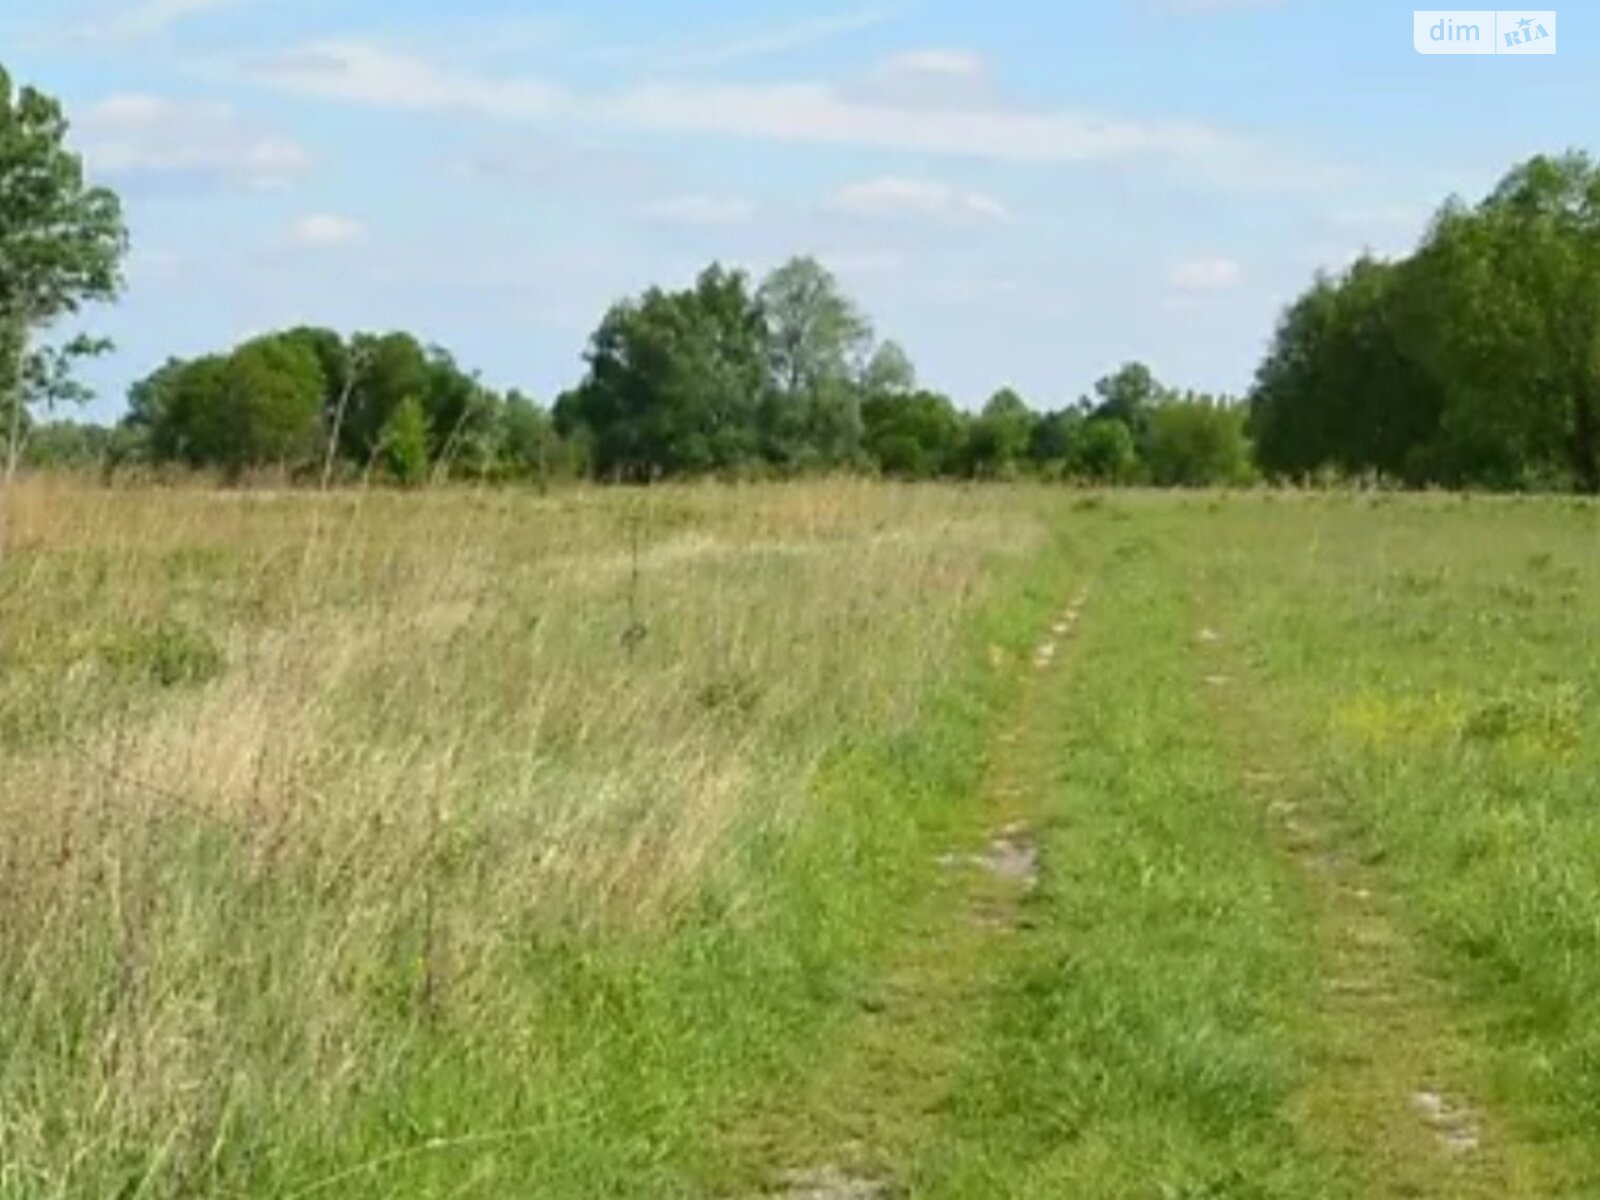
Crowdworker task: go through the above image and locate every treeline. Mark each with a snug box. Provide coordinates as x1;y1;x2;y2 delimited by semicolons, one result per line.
75;257;1250;486
5;55;1596;493
113;329;569;484
1251;152;1600;492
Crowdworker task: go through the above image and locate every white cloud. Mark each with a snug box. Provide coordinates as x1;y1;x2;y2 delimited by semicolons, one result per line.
77;94;314;187
291;214;368;248
876;49;987;79
638;194;758;225
828;176;1011;222
41;0;244;48
603;81;1240;167
243;40;1332;188
852;48;993;109
1169;256;1244;291
610;5;907;70
245;41;563;117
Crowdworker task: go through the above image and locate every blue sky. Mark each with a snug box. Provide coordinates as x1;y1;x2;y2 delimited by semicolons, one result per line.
1;0;1593;419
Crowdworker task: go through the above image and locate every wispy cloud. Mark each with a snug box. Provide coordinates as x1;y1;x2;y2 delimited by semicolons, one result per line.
828;176;1010;222
69;0;243;46
875;49;986;79
291;213;368;248
245;40;562;117
638;194;759;225
240;40;1336;189
1169;256;1243;291
77;94;314;187
600;4;906;71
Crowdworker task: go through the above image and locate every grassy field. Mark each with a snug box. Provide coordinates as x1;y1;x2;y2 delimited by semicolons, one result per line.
3;481;1600;1197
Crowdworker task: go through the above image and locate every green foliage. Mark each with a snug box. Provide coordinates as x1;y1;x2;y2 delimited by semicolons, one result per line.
0;69;125;323
1146;396;1254;487
1089;362;1162;448
964;388;1036;478
862;389;969;479
1071;418;1138;483
221;336;327;470
758;256;872;469
20;419;115;468
380;394;431;486
124;336;326;472
1250;258;1442;482
0;67;126;471
1252;152;1600;493
557;265;769;480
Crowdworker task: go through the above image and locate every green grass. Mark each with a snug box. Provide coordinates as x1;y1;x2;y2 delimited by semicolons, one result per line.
0;479;1061;1197
5;482;1600;1197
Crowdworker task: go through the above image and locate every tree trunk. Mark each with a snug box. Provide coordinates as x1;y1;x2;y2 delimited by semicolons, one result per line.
2;320;27;485
0;319;30;562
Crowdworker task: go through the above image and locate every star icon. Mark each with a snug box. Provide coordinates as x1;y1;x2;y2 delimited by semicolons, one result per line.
1517;16;1534;28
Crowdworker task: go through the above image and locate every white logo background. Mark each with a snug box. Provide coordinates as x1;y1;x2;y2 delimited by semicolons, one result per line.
1414;10;1558;54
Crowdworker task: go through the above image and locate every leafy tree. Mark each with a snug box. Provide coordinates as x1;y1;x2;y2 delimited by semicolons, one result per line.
965;387;1036;478
424;346;495;472
1146;396;1254;487
1070;419;1138;483
1252;153;1600;492
1027;407;1084;471
862;389;968;479
1250;258;1443;483
497;390;560;479
1404;154;1600;490
341;332;431;462
217;336;326;471
757;257;873;468
558;265;768;479
380;394;431;486
1089;363;1162;450
126;336;324;473
862;340;916;398
0;67;126;483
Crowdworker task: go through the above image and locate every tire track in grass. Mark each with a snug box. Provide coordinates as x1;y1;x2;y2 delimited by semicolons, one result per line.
907;543;1347;1199
1192;611;1581;1198
710;586;1091;1199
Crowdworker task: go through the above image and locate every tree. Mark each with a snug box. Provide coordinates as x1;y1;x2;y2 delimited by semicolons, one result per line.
1404;154;1600;491
0;67;126;487
380;394;431;486
965;387;1036;478
862;389;968;479
558;265;768;479
497;391;561;480
1250;153;1600;492
1070;419;1137;483
1089;362;1162;451
1029;407;1086;471
217;336;325;472
125;335;325;473
1146;396;1253;487
757;257;873;468
862;340;916;398
759;256;872;396
341;332;431;463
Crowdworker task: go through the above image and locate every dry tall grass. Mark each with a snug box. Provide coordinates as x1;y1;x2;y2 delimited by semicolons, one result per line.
0;477;1047;1196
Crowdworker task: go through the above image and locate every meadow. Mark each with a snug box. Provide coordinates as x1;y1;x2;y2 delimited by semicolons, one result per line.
2;480;1600;1198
